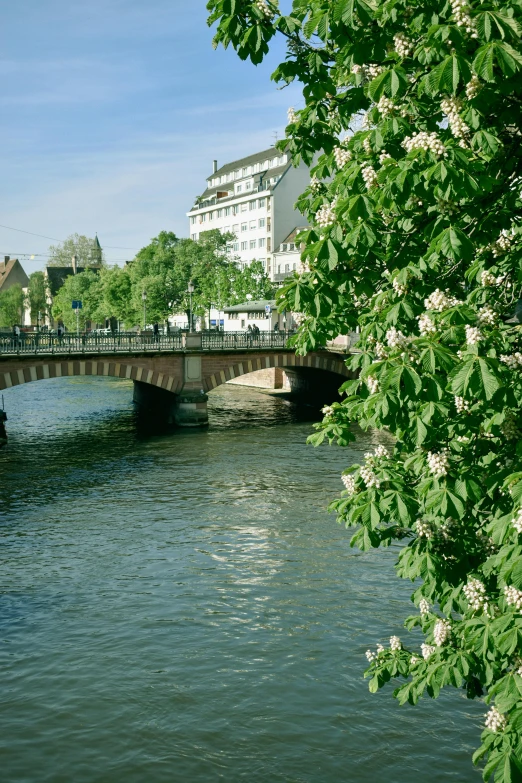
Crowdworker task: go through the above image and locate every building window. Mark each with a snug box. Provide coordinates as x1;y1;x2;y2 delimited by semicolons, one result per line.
267;238;271;251
277;265;281;274
267;218;271;230
241;241;248;250
242;167;248;176
245;182;252;190
241;202;248;212
217;209;223;218
191;216;196;225
229;312;239;319
233;205;239;215
191;233;197;240
235;170;240;179
249;220;256;230
267;200;271;211
236;184;242;193
232;224;239;232
250;240;256;249
293;263;297;270
225;207;231;216
289;243;295;251
208;211;214;220
285;264;290;272
241;223;247;232
248;311;264;320
258;198;265;209
249;201;256;211
258;218;265;228
233;242;239;251
282;244;287;252
258;238;265;248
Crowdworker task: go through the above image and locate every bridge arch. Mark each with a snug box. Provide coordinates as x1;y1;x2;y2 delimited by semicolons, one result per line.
0;357;184;395
202;352;350;392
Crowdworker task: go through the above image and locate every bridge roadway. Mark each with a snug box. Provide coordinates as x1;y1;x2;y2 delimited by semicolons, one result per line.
0;331;352;427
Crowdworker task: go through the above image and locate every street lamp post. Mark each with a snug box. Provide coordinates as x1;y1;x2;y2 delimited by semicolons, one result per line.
142;290;147;330
187;280;194;332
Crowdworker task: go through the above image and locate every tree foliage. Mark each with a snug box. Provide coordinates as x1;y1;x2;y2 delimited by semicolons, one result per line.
47;233;105;268
207;0;522;778
27;271;48;323
0;284;24;327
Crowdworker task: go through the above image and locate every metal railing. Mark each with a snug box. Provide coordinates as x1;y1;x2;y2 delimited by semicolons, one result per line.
201;331;290;351
0;331;293;357
0;333;183;356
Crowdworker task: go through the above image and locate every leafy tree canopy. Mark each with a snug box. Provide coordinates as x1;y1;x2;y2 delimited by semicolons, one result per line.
208;0;522;779
0;284;24;327
27;271;48;323
47;233;105;268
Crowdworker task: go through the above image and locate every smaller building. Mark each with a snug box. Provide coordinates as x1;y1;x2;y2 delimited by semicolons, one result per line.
223;299;297;332
271;228;307;285
0;256;29;293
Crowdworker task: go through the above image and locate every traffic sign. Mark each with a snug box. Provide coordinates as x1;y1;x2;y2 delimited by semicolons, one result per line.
265;304;271;314
72;300;83;310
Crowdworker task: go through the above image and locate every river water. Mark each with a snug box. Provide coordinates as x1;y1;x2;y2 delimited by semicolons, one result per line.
0;377;483;782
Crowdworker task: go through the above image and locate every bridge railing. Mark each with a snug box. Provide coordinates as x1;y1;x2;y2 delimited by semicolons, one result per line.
0;333;184;356
0;331;293;356
201;331;290;350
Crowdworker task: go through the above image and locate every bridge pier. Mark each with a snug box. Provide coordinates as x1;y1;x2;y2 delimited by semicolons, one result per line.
133;381;209;428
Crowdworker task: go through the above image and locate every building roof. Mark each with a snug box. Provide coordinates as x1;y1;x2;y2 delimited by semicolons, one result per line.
45;265;101;296
195;163;289;205
224;299;276;313
275;227;308;252
211;147;284;181
0;258;29;291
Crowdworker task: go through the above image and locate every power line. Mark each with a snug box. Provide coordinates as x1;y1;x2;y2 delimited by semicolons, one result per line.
0;222;139;250
0;250;132;263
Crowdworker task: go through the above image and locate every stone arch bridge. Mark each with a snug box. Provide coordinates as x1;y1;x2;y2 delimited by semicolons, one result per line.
0;334;352;427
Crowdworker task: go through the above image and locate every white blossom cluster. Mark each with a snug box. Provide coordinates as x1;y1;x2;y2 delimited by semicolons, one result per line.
463;578;488;612
441;96;469;139
424;289;459;311
365;649;376;662
342;473;357;494
450;0;477;35
427;450;449;478
500;353;522;370
334;146;352;168
322;405;334;417
512;508;522;534
485;706;507;733
504;585;522;610
418;313;437;336
390;636;402;651
454;396;470;413
515;657;522;677
351;63;383;80
377;95;395;117
433;618;451;646
480;270;499;287
379;151;392;165
373;445;389;459
310;175;322;193
374;341;388;359
287;107;297;125
255;0;275;18
363;137;373;155
491;228;516;257
394;32;413;58
477;305;497;326
366;376;380;394
403;131;446;158
421;642;435;660
376;643;385;653
392;278;407;296
362;164;378;189
416;519;433;539
466;75;481;100
419;598;431;615
360;464;381;489
410;655;420;665
316;202;336;227
465;325;483;346
386;327;409;349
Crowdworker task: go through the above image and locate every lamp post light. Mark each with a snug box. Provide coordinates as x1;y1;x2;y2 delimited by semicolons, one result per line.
142;290;147;330
187;280;194;332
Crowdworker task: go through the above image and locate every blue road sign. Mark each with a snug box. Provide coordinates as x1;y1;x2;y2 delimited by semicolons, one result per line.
265;304;271;314
72;300;83;310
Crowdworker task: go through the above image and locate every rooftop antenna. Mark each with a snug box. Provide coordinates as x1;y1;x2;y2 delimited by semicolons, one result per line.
272;131;279;146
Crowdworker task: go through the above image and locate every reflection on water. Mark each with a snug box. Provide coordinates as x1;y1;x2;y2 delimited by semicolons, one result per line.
0;377;481;782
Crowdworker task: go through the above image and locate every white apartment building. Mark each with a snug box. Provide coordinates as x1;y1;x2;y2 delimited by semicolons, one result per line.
187;147;310;281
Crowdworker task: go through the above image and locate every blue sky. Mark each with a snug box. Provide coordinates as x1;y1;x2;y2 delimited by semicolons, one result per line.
0;1;301;274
